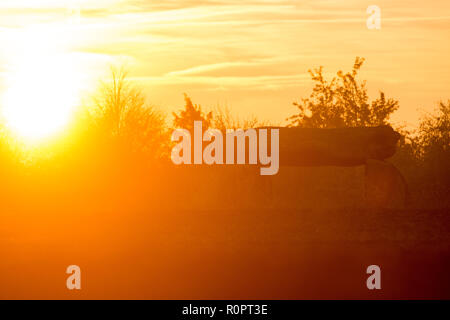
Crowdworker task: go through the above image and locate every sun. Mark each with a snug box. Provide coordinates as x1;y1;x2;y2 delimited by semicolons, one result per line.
2;54;82;141
0;22;88;141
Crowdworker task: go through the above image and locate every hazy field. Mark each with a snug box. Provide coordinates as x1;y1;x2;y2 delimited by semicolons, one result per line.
1;206;449;299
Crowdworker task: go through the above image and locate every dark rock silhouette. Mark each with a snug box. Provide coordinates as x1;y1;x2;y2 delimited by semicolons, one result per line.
263;125;406;208
272;125;400;167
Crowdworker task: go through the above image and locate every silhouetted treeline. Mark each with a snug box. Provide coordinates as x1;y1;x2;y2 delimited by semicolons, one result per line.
0;60;448;211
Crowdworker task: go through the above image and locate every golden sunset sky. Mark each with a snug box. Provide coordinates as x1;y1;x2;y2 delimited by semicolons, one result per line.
0;0;449;131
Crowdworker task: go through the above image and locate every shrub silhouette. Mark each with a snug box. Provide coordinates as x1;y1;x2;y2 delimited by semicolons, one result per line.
288;57;399;128
173;93;213;132
173;95;269;131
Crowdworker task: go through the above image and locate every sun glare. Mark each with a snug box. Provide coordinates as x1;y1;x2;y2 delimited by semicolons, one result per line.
1;26;85;141
2;55;81;140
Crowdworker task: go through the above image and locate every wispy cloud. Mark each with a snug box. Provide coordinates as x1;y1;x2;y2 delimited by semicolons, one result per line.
0;0;449;124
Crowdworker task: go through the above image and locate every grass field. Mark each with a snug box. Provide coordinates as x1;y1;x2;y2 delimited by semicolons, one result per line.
1;206;449;299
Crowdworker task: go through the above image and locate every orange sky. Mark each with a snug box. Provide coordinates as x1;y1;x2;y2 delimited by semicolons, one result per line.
0;0;449;128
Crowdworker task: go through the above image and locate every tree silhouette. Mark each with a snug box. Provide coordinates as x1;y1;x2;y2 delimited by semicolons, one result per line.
90;67;167;158
288;57;399;128
417;101;450;192
418;100;450;159
173;94;212;132
211;106;269;130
